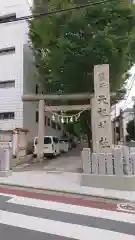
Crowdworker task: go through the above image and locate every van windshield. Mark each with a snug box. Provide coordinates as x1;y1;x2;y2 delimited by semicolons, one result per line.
35;137;52;145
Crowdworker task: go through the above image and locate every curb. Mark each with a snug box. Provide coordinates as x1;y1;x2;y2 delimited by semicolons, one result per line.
0;182;132;202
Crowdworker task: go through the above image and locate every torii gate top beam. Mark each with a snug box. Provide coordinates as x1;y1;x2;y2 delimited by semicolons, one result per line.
22;93;93;101
44;104;91;112
22;92;116;102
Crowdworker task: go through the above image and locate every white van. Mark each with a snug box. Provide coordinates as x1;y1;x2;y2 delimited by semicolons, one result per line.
59;139;69;153
34;136;60;158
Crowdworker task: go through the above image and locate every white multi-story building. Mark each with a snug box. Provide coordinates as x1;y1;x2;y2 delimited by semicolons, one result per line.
0;0;62;142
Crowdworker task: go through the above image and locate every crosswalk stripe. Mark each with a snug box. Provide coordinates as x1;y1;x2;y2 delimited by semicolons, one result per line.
0;210;134;240
8;196;135;224
0;193;17;198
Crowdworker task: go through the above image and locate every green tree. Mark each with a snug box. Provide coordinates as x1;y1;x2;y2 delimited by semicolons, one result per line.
65;121;81;137
126;119;135;140
29;0;135;93
29;0;135;146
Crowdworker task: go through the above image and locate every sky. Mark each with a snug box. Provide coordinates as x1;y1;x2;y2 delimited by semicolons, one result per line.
115;65;135;112
28;0;32;6
125;66;135;107
111;65;135;119
128;66;135;105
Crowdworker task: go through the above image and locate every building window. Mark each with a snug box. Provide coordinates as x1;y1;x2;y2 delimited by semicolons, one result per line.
0;112;14;120
0;47;15;55
36;111;38;123
48;118;50;126
35;84;39;94
36;111;47;126
0;13;16;24
57;124;61;130
45;116;47;125
0;80;15;88
51;121;56;129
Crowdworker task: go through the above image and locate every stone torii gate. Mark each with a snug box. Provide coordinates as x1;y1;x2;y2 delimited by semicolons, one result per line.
22;64;114;159
22;92;93;159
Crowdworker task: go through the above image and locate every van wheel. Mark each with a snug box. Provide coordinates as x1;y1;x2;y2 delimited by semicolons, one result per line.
53;152;57;158
46;155;52;159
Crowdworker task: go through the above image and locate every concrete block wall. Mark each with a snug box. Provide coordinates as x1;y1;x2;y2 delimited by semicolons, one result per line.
22;44;38;140
22;44;63;141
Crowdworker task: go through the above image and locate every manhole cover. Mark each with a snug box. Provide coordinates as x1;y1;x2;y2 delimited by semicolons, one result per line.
117;203;135;213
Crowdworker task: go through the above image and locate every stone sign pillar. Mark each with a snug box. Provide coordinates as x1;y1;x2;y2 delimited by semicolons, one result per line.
92;64;112;153
91;97;97;153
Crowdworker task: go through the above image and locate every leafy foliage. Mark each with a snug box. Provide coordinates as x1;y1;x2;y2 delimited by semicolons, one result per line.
29;0;135;95
126;119;135;140
29;0;135;143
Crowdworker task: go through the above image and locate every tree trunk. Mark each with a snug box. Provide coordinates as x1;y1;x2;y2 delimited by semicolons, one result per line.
87;132;91;148
86;120;92;149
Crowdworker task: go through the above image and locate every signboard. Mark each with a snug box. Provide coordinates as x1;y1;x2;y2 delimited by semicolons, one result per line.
92;64;112;153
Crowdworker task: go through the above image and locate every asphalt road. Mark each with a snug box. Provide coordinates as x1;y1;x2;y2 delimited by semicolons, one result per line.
0;193;134;239
13;146;82;173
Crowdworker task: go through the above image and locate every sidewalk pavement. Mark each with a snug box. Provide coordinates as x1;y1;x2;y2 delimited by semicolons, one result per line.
0;171;135;201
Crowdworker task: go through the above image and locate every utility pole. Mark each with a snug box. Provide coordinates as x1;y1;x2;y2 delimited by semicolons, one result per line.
133;103;135;131
37;99;45;161
114;104;117;146
119;109;124;143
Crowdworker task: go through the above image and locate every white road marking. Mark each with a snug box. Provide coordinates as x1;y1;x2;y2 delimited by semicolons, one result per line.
117;203;135;213
8;196;135;224
0;210;134;240
0;193;15;198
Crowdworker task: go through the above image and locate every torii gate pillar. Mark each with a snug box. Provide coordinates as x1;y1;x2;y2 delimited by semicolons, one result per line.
37;99;44;160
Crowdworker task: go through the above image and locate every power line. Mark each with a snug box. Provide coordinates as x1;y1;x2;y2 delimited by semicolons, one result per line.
111;73;135;117
123;100;133;110
122;73;135;109
26;0;31;8
127;73;135;91
127;74;135;96
0;0;116;24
